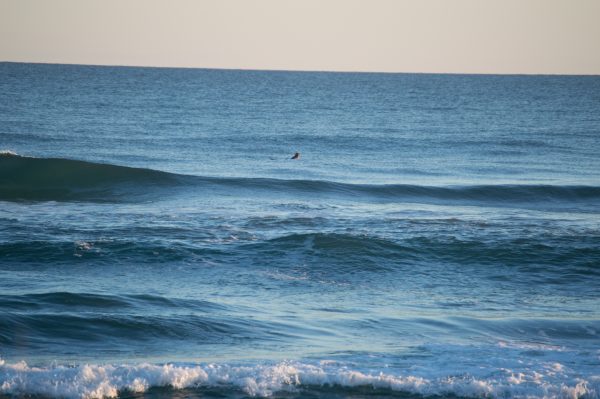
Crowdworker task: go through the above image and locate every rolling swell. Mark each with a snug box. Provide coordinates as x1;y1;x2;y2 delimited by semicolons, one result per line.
0;292;228;312
2;152;600;206
246;232;600;280
0;239;223;264
2;232;599;276
0;152;180;201
0;312;288;351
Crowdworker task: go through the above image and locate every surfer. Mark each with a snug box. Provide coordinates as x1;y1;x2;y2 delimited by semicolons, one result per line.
291;152;300;160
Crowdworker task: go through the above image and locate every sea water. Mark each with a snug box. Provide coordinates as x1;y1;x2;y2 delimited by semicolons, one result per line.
1;62;599;398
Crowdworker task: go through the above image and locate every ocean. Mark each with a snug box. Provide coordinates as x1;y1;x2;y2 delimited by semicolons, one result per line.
1;62;599;398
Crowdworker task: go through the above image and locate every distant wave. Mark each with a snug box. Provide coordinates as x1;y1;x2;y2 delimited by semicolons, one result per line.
2;152;600;205
1;354;597;399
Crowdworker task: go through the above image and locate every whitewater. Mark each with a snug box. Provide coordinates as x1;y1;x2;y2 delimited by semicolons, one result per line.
1;63;599;399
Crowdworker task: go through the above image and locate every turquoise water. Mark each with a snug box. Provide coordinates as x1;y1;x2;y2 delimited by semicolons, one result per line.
1;62;599;398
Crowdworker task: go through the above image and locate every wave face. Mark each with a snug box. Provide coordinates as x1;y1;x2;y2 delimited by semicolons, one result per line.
0;153;180;201
2;153;599;208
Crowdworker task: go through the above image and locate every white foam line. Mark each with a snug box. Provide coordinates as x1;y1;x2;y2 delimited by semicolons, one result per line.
1;358;598;399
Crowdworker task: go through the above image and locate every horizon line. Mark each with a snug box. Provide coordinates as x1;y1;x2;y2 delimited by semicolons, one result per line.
2;60;599;77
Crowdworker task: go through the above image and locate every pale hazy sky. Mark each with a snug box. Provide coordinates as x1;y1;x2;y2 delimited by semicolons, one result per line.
1;0;599;74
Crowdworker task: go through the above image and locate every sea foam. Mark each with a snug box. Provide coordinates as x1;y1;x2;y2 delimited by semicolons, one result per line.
1;357;597;399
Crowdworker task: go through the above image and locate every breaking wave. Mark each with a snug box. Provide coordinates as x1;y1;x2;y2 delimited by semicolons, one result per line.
1;355;597;399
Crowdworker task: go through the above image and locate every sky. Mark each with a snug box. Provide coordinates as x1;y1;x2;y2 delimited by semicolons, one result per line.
1;0;599;75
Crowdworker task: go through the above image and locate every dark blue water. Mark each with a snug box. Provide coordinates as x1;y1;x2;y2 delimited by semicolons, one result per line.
1;62;599;399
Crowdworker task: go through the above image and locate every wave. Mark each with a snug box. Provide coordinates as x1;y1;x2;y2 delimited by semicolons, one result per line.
2;232;599;276
0;239;223;264
0;292;228;312
2;152;600;205
0;354;597;399
0;312;287;350
0;152;180;202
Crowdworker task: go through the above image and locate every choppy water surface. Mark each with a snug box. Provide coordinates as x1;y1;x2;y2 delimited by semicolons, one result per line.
1;63;599;399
